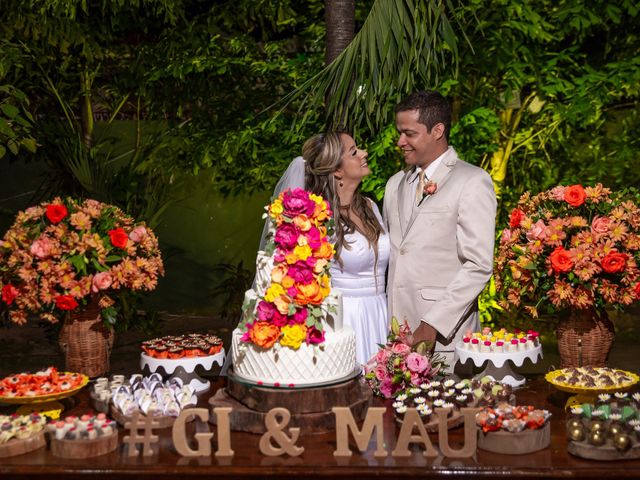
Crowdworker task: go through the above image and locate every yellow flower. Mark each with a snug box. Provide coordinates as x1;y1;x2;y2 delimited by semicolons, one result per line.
309;194;324;205
280;324;308;350
293;244;312;261
270;199;284;217
265;284;286;302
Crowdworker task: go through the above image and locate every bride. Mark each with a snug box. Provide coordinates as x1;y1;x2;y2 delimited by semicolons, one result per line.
270;132;390;366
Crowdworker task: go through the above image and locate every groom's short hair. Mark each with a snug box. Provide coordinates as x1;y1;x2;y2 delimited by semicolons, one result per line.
395;91;451;140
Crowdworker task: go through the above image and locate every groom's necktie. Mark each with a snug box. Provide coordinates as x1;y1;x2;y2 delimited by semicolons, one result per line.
415;169;426;205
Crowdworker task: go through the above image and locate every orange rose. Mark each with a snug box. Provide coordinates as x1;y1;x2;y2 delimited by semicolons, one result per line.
273;294;292;315
281;276;295;289
315;241;334;260
295;281;324;305
293;214;312;232
249;321;280;349
549;247;574;273
601;252;628;274
563;185;586;207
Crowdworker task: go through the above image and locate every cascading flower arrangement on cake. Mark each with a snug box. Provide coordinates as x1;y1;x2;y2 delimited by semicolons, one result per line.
494;184;640;317
0;197;164;325
364;318;447;399
239;188;335;350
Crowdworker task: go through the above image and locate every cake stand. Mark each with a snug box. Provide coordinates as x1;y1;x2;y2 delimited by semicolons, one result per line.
455;345;543;387
139;350;225;393
545;369;639;409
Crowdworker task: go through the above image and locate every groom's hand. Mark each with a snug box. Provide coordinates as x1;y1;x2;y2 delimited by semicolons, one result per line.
413;322;437;353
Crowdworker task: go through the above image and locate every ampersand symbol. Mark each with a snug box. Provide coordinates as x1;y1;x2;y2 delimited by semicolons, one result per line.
259;408;305;457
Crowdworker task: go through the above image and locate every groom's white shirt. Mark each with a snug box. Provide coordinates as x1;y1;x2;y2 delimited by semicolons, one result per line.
383;147;497;365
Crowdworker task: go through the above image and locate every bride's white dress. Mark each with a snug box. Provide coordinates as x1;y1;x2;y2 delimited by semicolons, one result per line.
330;203;390;366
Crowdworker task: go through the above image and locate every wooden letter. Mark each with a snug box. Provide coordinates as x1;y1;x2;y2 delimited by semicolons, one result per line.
259;408;304;457
392;408;437;458
172;408;213;457
437;407;479;458
332;406;387;458
213;407;234;457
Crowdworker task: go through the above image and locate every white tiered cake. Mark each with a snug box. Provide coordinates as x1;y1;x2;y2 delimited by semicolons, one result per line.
231;251;356;387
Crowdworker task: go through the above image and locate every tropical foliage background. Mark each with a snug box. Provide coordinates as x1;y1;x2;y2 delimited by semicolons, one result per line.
1;0;638;330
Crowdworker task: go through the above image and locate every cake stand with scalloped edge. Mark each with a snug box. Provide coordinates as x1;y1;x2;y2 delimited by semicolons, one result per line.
140;350;225;393
455;345;543;387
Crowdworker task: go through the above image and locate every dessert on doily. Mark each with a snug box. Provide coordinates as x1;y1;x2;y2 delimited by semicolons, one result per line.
476;403;552;454
48;413;119;458
566;393;640;460
230;188;356;387
109;373;196;426
392;376;514;431
460;327;540;353
548;367;637;389
0;367;87;399
141;334;223;359
0;413;47;458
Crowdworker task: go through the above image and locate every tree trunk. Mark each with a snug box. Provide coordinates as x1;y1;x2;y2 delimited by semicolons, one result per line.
325;0;355;65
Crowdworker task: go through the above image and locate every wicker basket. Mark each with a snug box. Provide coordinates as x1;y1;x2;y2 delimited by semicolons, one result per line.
59;298;114;378
556;308;614;368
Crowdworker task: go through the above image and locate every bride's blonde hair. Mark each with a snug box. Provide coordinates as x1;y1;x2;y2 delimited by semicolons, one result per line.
302;132;382;266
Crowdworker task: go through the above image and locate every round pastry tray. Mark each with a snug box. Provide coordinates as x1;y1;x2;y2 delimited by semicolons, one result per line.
568;440;640;461
50;429;119;459
395;409;463;432
227;365;362;389
140;350;225;393
477;422;550;454
110;404;182;429
544;369;639;394
0;373;89;405
0;431;46;458
456;344;543;369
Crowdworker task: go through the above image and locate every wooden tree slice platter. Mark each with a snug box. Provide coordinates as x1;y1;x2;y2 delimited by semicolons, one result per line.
568;440;640;461
50;430;119;458
477;422;550;454
110;405;177;429
395;410;464;433
225;375;366;413
0;431;46;458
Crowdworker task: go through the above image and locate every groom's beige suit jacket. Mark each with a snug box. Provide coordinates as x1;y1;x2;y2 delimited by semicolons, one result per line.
383;147;497;363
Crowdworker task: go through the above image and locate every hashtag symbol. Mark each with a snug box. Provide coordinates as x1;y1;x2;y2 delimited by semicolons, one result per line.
123;410;161;456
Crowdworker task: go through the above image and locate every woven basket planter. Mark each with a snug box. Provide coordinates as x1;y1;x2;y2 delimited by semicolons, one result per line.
556;309;614;368
59;298;114;377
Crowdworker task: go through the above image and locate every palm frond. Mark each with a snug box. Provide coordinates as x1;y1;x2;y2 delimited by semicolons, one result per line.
273;0;463;135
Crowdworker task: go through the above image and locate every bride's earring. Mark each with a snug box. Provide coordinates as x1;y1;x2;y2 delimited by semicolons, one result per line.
335;176;343;187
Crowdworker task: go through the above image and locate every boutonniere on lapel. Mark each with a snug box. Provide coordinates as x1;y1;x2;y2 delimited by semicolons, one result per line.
418;181;438;206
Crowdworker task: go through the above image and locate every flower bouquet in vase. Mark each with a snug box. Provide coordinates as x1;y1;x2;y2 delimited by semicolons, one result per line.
494;184;640;367
364;317;447;399
0;198;164;377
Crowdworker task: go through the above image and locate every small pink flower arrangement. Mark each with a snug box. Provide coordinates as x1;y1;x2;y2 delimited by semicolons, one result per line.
495;184;640;317
0;197;164;326
364;318;447;399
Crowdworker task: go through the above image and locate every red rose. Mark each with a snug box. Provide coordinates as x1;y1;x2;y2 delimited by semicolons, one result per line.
1;284;19;305
601;252;628;274
55;295;79;311
108;228;129;249
509;208;525;228
549;247;574;273
563;185;586;207
45;204;68;224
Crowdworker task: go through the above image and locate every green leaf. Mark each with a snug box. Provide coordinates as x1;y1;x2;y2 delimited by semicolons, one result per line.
1;104;19;119
68;254;87;275
106;255;122;262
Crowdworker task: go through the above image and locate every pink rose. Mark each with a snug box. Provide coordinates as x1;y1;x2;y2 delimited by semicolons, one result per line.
406;352;430;374
290;308;308;325
423;181;437;196
129;226;148;243
411;372;423;386
305;227;322;249
375;348;391;364
500;228;512;244
390;342;411;355
374;364;388;381
274;223;300;250
591;216;611;235
91;272;113;293
282;188;316;217
549;186;566;201
305;325;325;345
526;219;547;241
288;261;314;284
30;237;53;259
270;310;289;327
379;379;394;399
256;300;276;321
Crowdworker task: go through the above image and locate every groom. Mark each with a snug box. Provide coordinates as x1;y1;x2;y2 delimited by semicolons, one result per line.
383;90;497;371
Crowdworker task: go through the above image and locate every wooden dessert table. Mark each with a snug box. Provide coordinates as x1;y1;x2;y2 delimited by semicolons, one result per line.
2;376;640;479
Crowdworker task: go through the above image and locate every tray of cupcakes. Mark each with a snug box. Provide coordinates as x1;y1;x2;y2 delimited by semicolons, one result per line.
47;413;118;459
476;404;551;454
392;376;515;432
565;392;640;461
0;413;47;458
108;373;197;428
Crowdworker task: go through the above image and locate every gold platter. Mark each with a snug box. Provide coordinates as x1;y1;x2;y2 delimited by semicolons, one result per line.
0;373;89;405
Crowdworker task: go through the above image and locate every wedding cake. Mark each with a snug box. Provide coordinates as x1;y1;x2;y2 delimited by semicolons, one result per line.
230;189;356;387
